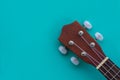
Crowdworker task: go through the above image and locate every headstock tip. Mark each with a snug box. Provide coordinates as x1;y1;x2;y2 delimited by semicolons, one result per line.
72;21;81;26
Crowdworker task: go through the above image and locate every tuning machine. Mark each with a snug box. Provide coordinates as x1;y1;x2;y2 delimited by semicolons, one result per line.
83;20;92;30
95;32;104;41
70;56;80;66
58;45;68;55
59;45;80;65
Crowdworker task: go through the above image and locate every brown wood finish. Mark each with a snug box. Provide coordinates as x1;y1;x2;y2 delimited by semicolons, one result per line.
58;21;120;80
59;21;105;66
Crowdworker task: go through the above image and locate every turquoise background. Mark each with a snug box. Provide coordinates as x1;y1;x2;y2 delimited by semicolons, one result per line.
0;0;120;80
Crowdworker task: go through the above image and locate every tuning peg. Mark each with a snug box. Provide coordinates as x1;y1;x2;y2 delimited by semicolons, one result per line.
83;20;92;30
70;56;79;66
58;45;68;55
95;32;104;41
81;51;87;56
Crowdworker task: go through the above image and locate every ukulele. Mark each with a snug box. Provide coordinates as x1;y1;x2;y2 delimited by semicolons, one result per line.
58;21;120;80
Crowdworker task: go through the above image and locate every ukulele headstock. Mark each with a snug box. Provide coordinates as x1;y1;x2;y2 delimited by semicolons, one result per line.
58;21;106;67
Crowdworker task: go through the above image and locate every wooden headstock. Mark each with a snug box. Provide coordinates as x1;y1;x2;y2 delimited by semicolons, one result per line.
59;21;106;67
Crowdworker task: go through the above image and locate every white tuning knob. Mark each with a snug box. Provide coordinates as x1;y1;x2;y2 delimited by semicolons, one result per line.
70;56;79;66
58;45;68;55
95;32;104;41
83;20;92;29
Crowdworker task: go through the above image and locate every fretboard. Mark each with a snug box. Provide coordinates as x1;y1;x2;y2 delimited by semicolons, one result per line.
98;59;120;80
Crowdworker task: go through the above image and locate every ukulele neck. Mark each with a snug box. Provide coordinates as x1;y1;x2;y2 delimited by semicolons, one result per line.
98;59;120;80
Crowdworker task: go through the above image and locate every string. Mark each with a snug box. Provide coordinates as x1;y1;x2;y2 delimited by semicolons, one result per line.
81;36;120;78
87;55;119;80
111;70;120;80
74;42;99;64
91;47;119;77
94;48;120;78
85;52;116;79
73;36;120;79
81;36;103;60
86;55;112;80
104;64;115;76
73;41;112;79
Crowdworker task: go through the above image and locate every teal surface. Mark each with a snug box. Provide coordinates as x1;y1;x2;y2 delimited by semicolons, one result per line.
0;0;120;80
